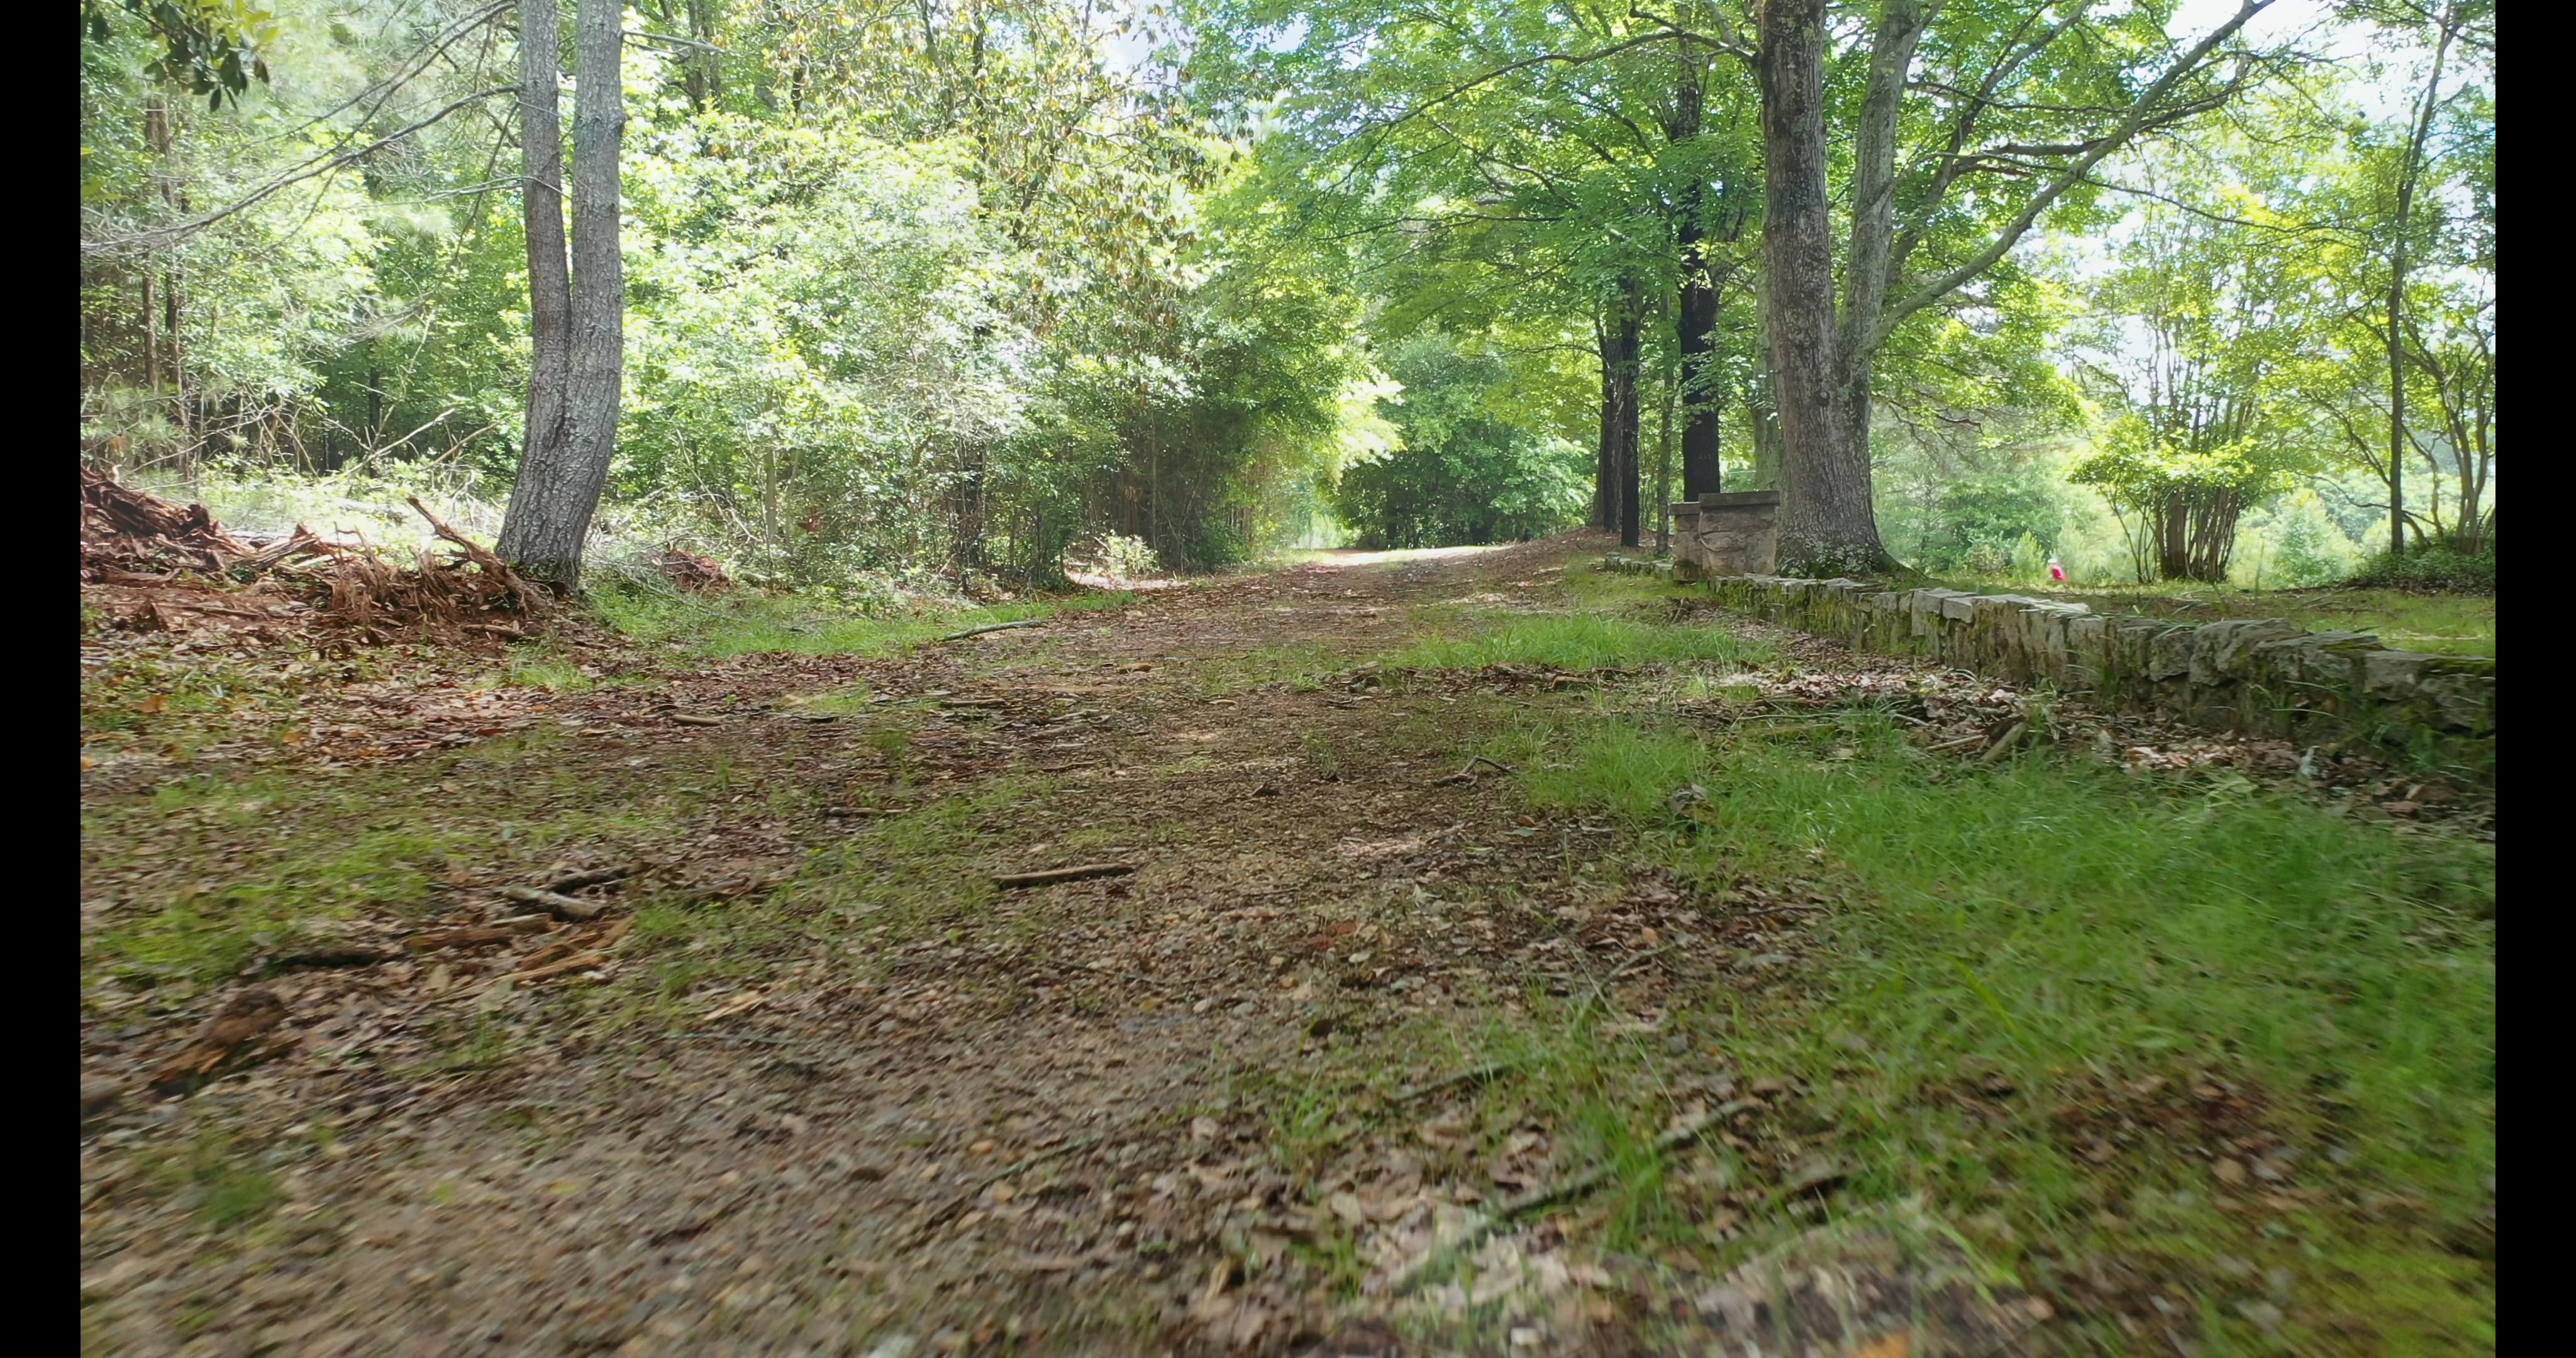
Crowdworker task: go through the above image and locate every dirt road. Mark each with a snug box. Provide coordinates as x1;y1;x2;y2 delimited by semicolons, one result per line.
76;538;1680;1351
86;533;2472;1356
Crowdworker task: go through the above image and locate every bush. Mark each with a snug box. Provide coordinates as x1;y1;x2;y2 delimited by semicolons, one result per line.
1070;532;1162;582
1931;476;2066;573
2258;496;2358;588
1331;333;1589;549
2351;539;2496;594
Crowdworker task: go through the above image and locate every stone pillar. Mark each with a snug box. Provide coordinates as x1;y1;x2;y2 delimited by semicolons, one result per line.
1670;490;1780;579
1668;500;1705;580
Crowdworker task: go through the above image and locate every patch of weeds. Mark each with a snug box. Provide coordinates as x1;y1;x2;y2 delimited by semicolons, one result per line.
1053;590;1138;614
182;1132;281;1231
1257;990;1741;1295
453;724;571;765
792;683;876;716
1556;562;1700;610
85;766;679;988
606;783;1036;1025
419;1012;523;1074
496;647;594;692
865;715;918;770
88;883;326;988
1298;729;1345;781
589;580;1130;660
1396;614;1762;673
1263;1069;1362;1184
1497;704;2494;1345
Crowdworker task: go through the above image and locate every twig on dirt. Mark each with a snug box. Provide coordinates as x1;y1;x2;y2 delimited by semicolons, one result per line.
1430;754;1517;787
1923;731;1989;752
1392;1100;1753;1294
1975;721;2028;765
544;864;638;893
1607;944;1677;980
670;714;726;727
940;619;1044;642
1396;1059;1520;1105
262;945;399;972
908;1133;1108;1245
502;884;614;922
994;863;1136;889
514;950;610;983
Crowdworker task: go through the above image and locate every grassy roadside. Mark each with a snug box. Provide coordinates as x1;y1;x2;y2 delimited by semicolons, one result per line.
1332;573;2496;1353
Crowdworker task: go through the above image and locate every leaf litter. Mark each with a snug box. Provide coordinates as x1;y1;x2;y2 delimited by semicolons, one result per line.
82;530;2488;1356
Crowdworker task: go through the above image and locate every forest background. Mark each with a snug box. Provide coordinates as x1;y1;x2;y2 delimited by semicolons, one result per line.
77;0;2494;605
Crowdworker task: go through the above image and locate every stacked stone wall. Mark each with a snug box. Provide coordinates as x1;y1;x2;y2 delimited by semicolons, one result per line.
1602;555;2494;775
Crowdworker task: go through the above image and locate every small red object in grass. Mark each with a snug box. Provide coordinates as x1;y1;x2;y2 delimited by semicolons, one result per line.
2047;557;2067;583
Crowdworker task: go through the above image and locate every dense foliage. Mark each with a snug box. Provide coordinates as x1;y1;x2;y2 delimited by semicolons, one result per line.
78;0;2492;592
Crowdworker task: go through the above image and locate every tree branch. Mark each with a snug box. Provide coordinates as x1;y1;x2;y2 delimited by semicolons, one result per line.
83;86;519;256
1867;0;2272;355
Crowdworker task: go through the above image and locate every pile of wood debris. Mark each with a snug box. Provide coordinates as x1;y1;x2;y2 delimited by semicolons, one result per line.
80;468;552;638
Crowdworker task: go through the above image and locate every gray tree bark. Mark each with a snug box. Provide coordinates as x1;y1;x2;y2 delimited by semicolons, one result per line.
1757;0;1883;575
499;0;625;586
498;0;572;571
1594;312;1617;531
2385;10;2457;553
1755;0;2268;577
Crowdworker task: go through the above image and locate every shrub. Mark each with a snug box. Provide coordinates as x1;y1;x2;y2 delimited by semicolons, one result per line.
2351;538;2496;594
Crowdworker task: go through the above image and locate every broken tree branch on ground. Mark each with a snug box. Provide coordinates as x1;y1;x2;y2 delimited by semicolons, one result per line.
993;863;1136;889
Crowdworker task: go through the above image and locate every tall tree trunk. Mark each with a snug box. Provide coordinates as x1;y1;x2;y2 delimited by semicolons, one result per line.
1675;196;1723;498
501;0;625;585
1748;265;1781;490
1757;0;1884;575
499;0;575;571
2158;500;2188;581
1609;284;1645;548
142;272;160;397
2385;12;2456;555
1667;50;1723;499
1818;0;1927;541
1655;351;1677;554
1594;312;1617;531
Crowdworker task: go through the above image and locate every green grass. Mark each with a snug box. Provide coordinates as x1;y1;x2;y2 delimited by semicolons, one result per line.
604;782;1037;1027
1924;577;2496;658
494;648;595;692
1467;708;2493;1350
589;582;1133;659
792;684;877;715
1396;614;1767;672
140;1130;284;1232
82;762;680;990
